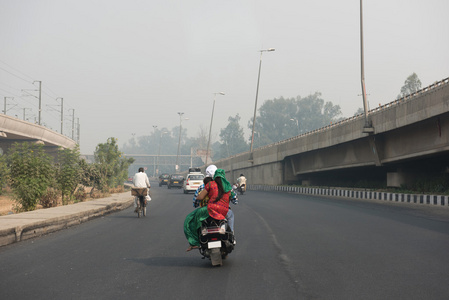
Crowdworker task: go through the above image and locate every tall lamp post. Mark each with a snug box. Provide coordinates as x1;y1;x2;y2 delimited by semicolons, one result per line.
360;0;373;132
206;92;225;165
175;112;184;172
250;48;275;152
156;131;168;176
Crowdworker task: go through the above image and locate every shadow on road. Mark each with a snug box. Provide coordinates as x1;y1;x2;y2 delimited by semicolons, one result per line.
127;256;219;268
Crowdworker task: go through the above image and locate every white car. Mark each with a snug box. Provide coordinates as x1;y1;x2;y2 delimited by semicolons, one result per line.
183;173;204;194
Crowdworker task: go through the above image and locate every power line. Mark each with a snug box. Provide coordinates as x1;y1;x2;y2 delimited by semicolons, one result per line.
0;59;35;82
0;66;33;83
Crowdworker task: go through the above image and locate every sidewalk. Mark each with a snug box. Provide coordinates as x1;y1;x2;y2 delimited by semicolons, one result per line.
0;192;133;247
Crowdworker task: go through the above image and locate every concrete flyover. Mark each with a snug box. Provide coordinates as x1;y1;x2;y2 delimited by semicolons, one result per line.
0;114;76;156
213;77;449;187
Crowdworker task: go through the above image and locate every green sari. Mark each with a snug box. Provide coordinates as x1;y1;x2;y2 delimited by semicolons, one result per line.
183;206;209;247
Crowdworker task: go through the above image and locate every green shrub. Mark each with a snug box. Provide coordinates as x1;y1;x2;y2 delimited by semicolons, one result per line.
7;142;55;211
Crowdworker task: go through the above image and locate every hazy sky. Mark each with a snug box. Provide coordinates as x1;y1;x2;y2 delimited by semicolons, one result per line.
1;0;448;154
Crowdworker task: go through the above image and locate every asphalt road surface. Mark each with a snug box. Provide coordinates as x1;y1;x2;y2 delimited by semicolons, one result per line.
1;184;449;300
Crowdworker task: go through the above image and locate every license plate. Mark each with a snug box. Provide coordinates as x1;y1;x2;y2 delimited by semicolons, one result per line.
174;181;178;183
208;241;221;249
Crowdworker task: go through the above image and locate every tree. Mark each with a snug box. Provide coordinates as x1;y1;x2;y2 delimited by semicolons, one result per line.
94;137;135;190
218;114;248;159
249;92;342;147
397;73;422;99
354;107;364;116
7;142;55;211
78;159;103;196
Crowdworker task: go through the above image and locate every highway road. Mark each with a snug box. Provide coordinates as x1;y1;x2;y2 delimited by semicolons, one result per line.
1;184;449;299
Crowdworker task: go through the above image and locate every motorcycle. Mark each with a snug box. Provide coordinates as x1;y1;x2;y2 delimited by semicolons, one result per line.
198;217;235;266
131;187;148;218
237;183;246;195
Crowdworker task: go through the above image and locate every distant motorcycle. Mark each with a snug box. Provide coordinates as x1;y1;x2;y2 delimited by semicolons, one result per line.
237;184;246;195
198;217;235;266
131;187;148;218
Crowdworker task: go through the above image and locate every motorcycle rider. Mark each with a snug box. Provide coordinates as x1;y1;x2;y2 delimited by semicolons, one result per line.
236;174;247;192
132;167;151;212
192;165;238;232
184;167;232;252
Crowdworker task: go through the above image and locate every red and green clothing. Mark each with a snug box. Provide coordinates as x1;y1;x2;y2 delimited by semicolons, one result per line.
183;181;230;246
204;181;230;220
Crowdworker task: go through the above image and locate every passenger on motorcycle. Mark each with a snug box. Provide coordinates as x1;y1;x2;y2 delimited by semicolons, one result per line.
132;167;151;212
184;167;232;252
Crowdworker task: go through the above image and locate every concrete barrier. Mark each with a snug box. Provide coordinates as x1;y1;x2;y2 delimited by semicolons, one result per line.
248;184;449;208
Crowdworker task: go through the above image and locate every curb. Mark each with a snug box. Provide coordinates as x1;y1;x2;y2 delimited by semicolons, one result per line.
0;195;133;247
249;185;449;207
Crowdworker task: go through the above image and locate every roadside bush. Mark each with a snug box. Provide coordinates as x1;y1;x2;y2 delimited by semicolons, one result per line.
7;142;55;211
56;146;82;205
74;186;87;202
0;154;8;195
40;188;59;208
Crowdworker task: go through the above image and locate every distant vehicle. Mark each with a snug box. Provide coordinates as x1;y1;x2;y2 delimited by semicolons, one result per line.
183;173;204;194
168;174;184;189
159;174;170;186
189;167;201;173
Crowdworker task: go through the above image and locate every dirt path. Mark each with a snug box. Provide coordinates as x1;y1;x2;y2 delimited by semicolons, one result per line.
0;196;14;215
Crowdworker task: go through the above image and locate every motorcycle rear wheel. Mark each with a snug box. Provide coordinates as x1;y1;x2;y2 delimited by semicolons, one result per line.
210;248;222;266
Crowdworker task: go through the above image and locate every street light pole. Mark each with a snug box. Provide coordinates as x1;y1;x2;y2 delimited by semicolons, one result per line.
176;112;184;172
152;125;158;176
250;48;275;152
360;0;373;132
206;92;225;165
157;131;168;176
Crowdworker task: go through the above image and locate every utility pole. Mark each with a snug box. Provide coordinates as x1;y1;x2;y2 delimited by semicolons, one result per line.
77;118;80;144
23;108;31;120
3;97;14;115
56;97;64;134
69;108;75;140
33;81;42;125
